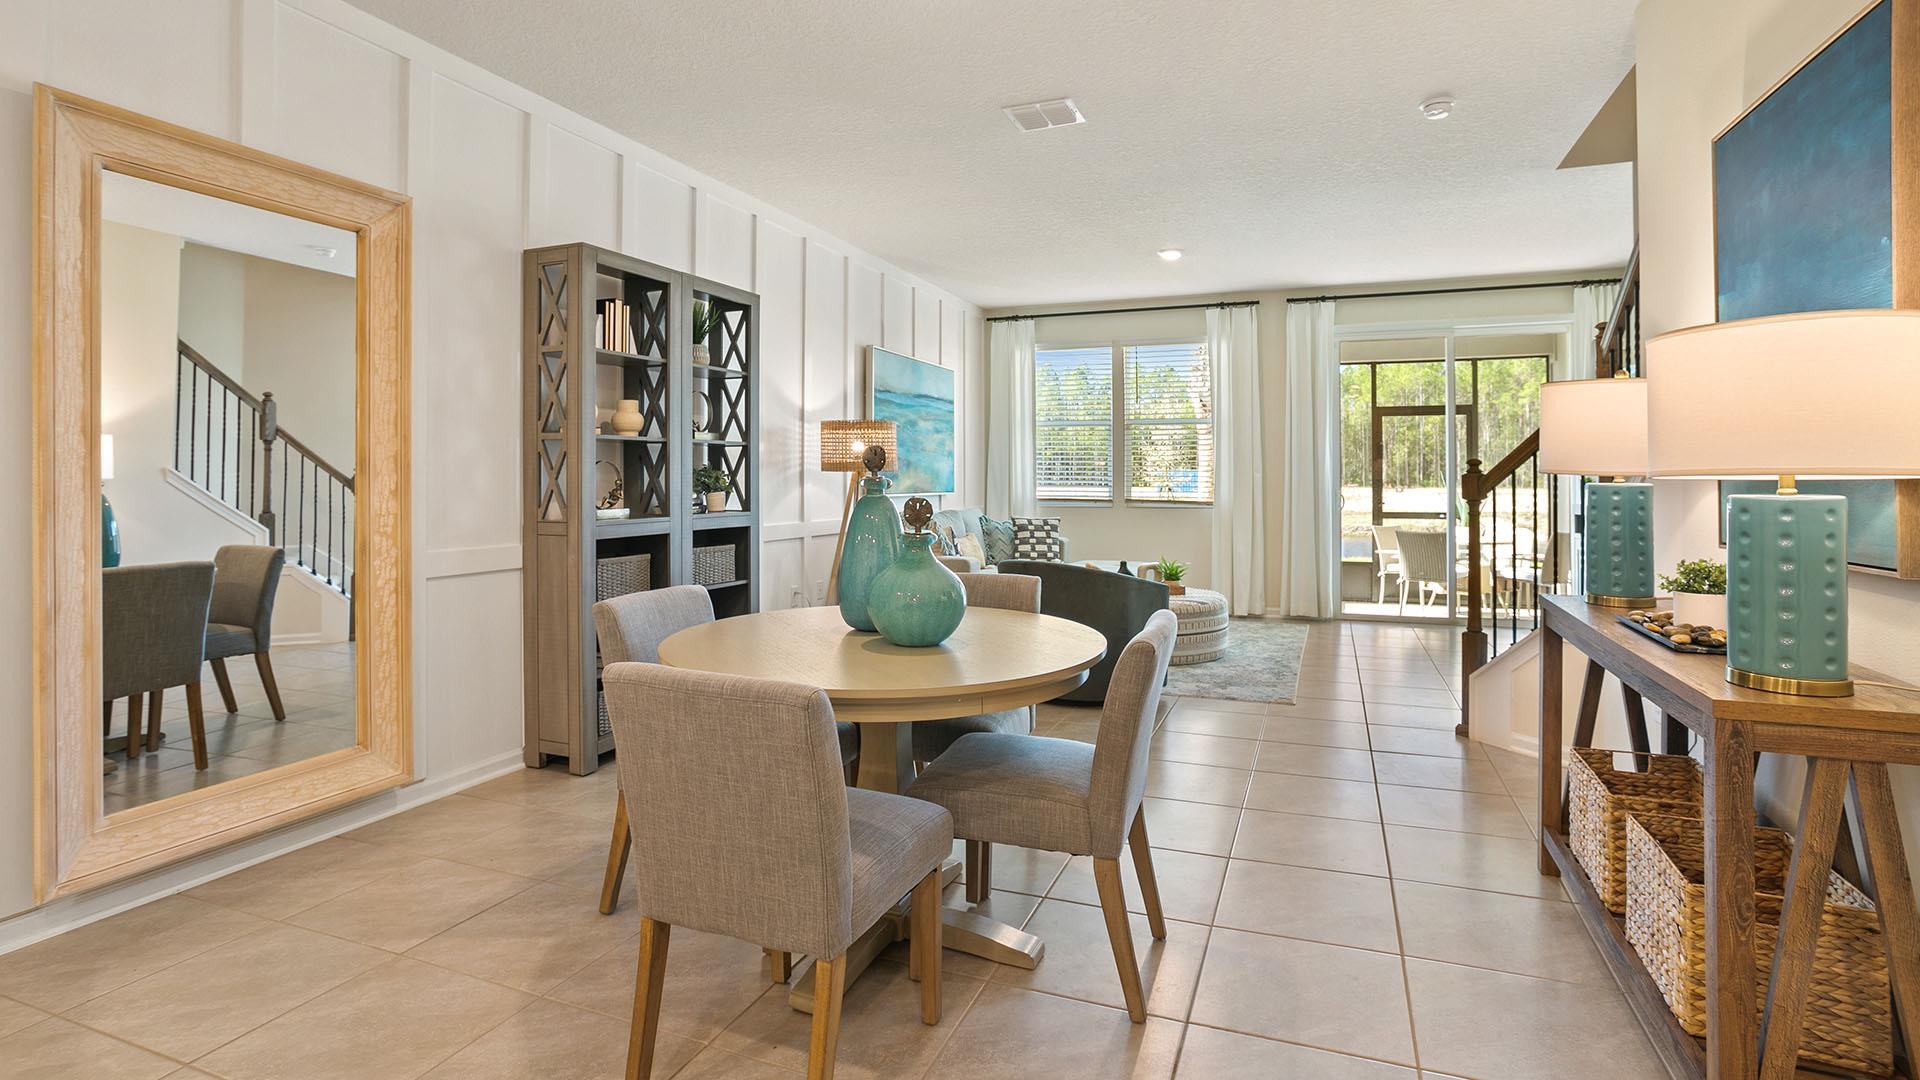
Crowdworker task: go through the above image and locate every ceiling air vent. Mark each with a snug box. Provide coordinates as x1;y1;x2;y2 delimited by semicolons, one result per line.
1004;98;1085;132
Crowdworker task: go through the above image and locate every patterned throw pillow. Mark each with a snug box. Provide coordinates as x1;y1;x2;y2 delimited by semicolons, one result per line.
1011;516;1065;561
932;521;961;556
978;516;1016;564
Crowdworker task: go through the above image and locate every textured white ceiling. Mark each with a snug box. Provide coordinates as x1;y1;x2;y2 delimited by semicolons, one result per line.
351;0;1637;307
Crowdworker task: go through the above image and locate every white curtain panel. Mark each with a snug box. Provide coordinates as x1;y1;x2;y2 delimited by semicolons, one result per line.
1567;281;1623;380
986;317;1037;519
1207;305;1266;615
1278;300;1341;618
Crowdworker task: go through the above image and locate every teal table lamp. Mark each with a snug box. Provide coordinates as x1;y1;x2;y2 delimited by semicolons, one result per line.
1647;310;1920;697
1539;375;1654;607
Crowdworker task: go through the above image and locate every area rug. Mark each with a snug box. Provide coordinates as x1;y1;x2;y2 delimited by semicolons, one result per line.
1165;617;1309;703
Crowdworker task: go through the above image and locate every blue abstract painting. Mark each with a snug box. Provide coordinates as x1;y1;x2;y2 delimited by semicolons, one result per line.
1714;0;1898;570
870;347;956;495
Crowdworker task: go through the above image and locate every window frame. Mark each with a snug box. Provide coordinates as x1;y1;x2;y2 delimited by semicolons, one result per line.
1033;335;1214;509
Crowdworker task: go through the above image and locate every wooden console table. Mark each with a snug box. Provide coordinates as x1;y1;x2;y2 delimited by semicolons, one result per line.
1538;595;1920;1079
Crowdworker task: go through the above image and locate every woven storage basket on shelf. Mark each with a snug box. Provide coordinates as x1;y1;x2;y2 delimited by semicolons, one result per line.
1567;747;1702;913
692;545;736;586
595;553;653;602
1623;811;1890;1077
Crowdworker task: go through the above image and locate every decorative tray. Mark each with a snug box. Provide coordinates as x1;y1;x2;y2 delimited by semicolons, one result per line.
1617;614;1727;655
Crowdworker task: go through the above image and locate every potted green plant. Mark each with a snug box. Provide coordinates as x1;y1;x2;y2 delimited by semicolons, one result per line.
691;300;722;365
1659;557;1727;629
1155;557;1189;597
693;464;731;513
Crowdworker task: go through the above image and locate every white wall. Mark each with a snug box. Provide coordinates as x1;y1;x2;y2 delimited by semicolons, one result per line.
0;0;983;929
1636;0;1920;872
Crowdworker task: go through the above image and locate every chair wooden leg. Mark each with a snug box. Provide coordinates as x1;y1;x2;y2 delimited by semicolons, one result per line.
1128;811;1168;941
184;683;209;770
600;790;632;916
146;688;165;752
807;954;846;1080
126;694;143;761
1092;857;1146;1023
765;948;794;984
626;918;671;1080
255;651;287;721
964;840;992;904
910;867;942;1024
211;657;239;714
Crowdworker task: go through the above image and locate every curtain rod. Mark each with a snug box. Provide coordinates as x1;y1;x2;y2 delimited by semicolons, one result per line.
985;299;1261;323
1284;277;1621;305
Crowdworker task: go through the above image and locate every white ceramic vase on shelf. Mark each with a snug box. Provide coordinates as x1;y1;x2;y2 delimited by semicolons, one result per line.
692;343;710;365
611;399;644;436
1668;590;1726;629
705;491;727;513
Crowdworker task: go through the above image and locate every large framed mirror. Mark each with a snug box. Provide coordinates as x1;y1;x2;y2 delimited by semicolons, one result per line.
32;86;412;901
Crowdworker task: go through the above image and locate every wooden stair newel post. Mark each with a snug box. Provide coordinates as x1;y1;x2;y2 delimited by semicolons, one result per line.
1457;456;1487;738
257;390;278;543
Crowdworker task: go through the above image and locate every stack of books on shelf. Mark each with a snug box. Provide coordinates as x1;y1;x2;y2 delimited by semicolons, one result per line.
597;298;636;354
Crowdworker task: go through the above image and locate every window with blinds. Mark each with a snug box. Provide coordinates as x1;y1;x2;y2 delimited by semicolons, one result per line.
1033;341;1213;504
1035;346;1113;500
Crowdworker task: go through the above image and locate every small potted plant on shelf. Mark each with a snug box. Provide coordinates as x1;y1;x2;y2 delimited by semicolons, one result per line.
1659;557;1727;630
691;300;721;365
693;464;731;513
1155;558;1189;596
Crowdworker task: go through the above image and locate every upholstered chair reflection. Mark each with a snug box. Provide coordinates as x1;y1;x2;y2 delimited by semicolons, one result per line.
104;561;217;770
204;545;288;721
907;609;1177;1022
605;663;951;1079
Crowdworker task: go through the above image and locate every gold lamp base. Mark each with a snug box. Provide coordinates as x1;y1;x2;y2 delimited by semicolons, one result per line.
1587;592;1657;608
1726;666;1854;698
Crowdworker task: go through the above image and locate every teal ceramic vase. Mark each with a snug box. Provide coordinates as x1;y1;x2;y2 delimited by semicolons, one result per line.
869;532;967;647
838;474;901;632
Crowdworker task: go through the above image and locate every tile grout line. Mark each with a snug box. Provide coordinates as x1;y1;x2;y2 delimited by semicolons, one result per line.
1357;636;1427;1077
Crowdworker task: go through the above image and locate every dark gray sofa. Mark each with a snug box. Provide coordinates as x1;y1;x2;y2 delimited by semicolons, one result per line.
997;559;1170;704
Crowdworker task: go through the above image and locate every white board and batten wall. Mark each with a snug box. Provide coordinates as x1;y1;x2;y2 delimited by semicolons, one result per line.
0;0;986;936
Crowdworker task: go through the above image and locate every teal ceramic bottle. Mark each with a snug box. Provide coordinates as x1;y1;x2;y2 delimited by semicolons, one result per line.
838;474;901;631
869;532;967;647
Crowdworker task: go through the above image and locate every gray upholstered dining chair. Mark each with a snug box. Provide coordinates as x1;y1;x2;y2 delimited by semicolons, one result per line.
204;545;287;721
910;572;1042;767
591;586;859;923
103;561;217;770
906;609;1178;1023
605;663;951;1080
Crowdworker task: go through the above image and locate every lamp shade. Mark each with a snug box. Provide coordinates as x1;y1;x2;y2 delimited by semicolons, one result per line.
1646;310;1920;478
819;419;896;472
1538;377;1648;476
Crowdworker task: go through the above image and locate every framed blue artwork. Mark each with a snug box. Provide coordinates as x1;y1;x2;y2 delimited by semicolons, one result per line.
868;346;956;495
1712;0;1919;575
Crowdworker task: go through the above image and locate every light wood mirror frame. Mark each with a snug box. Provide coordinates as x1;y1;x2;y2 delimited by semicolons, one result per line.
31;85;413;901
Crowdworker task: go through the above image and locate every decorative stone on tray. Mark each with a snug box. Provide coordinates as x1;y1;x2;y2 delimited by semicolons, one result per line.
1625;609;1727;651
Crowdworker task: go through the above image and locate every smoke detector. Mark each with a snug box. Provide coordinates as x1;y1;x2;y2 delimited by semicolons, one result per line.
1004;98;1085;132
1419;97;1456;121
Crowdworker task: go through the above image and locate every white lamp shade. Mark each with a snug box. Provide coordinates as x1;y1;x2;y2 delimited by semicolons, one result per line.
100;433;114;481
1646;310;1920;478
1538;377;1648;476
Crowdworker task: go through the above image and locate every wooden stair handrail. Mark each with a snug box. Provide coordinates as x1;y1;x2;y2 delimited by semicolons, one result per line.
178;338;354;490
1595;245;1641;377
1462;429;1540;503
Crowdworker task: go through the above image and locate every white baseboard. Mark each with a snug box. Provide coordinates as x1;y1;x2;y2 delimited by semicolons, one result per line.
0;750;527;956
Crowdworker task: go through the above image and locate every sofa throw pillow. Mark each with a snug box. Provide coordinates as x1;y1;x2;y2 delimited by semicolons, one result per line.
978;516;1016;564
954;534;987;565
1011;516;1065;561
932;521;961;556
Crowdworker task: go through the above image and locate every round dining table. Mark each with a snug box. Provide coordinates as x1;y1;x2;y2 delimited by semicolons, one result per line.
656;603;1107;1013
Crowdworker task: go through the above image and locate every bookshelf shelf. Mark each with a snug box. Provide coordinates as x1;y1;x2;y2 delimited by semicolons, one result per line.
523;243;760;774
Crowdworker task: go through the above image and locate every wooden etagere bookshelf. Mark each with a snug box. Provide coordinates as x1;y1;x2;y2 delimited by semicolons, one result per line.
521;243;760;774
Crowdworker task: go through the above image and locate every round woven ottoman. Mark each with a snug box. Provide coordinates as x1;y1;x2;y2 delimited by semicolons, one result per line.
1168;587;1229;665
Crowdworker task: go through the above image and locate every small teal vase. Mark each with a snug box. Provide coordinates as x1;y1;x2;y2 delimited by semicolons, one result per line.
838;475;902;631
869;533;967;647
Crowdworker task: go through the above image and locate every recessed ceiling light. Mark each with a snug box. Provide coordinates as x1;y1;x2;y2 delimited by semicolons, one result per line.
1157;248;1184;262
306;244;339;259
1419;97;1456;121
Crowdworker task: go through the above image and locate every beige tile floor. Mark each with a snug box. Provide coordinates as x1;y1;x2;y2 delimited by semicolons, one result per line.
0;621;1670;1079
103;643;360;813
